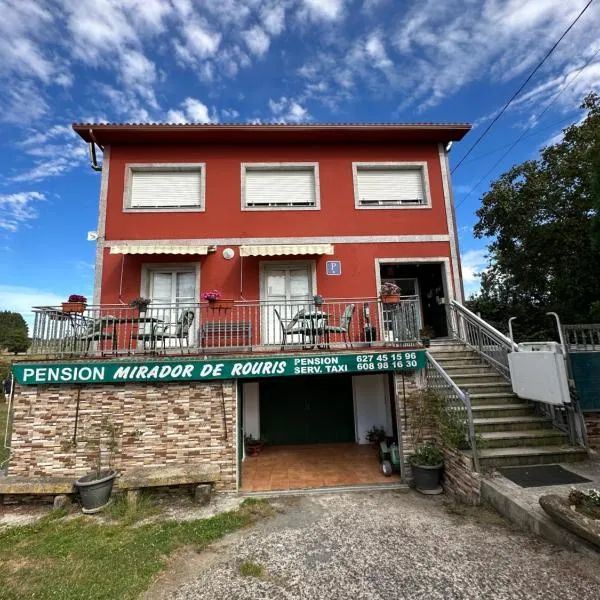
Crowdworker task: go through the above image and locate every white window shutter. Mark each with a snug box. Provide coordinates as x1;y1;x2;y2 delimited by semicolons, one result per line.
357;168;425;205
245;169;316;206
130;170;202;208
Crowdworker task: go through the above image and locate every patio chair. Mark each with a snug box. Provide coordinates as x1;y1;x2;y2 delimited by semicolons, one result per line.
273;308;309;350
323;303;355;348
154;309;196;354
81;316;115;356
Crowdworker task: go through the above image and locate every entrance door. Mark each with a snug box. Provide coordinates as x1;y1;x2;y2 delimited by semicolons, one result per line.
260;375;355;445
148;269;197;344
261;264;313;345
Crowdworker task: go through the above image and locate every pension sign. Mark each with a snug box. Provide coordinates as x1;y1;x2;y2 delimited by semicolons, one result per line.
12;350;425;386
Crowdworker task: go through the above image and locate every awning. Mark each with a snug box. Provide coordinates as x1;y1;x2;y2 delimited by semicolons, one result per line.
239;244;334;257
109;244;209;255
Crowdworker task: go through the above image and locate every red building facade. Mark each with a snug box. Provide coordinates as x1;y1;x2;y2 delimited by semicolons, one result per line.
74;123;470;340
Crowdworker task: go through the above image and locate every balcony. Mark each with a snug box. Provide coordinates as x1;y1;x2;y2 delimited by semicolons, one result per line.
30;297;421;358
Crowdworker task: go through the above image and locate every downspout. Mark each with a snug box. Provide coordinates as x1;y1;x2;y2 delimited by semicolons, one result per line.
88;128;104;172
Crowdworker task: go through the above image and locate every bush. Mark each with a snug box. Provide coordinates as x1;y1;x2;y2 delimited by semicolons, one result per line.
409;442;443;466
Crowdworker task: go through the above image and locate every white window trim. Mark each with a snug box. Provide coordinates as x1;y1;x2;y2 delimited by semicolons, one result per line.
241;162;321;211
352;161;431;210
140;262;200;302
124;163;206;213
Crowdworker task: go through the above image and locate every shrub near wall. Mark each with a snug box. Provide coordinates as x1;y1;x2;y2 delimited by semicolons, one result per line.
8;380;237;491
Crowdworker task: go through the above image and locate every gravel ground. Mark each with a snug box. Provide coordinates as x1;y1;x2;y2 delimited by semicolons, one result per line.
164;490;600;600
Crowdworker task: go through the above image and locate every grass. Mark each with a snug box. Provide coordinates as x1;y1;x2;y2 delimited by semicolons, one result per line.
239;559;266;578
0;498;272;600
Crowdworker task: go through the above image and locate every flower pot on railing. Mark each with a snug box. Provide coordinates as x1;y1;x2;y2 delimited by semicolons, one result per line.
62;295;88;313
380;294;401;305
206;299;234;310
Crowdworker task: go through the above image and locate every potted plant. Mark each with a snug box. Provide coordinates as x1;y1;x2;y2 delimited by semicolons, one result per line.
419;325;435;348
365;425;386;449
313;295;324;306
409;442;444;494
129;296;151;314
202;290;233;309
244;434;265;456
74;418;120;514
380;282;401;304
62;294;87;313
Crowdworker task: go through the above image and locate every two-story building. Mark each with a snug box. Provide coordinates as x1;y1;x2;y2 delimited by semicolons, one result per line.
11;123;472;494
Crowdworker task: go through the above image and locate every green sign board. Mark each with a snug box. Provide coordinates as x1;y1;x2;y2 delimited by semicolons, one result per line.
12;350;425;386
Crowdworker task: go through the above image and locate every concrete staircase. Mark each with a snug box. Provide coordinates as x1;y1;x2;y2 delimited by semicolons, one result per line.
428;340;587;469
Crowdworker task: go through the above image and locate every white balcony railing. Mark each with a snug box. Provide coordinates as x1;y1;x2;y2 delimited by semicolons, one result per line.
30;296;421;358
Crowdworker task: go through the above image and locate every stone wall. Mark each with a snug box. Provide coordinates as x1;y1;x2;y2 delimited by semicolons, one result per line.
8;380;237;491
394;371;481;504
585;413;600;450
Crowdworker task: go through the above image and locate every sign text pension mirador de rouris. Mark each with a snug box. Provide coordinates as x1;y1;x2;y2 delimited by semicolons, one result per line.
12;351;426;385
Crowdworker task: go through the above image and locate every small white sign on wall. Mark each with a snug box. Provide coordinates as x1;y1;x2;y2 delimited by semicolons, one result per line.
326;260;341;276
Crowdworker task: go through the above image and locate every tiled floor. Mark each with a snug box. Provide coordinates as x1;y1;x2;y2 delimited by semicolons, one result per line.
241;443;401;492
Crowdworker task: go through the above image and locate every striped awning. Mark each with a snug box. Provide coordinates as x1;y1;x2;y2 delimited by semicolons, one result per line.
109;244;209;255
239;244;334;257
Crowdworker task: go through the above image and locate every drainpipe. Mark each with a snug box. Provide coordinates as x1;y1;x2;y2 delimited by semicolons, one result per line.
88;128;103;172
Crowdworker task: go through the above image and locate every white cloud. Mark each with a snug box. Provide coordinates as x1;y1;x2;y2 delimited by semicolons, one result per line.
166;97;218;123
365;32;393;70
1;80;49;124
242;26;271;57
461;248;488;296
261;3;286;35
177;19;222;61
268;96;311;123
0;192;45;232
299;0;346;22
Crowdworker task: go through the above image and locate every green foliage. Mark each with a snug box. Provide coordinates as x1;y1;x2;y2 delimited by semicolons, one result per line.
409;442;443;466
0;311;29;353
103;492;161;525
0;498;272;600
365;425;386;444
239;559;266;578
472;92;600;340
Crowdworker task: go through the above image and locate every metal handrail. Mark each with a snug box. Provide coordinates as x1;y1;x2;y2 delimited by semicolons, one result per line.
425;352;479;472
449;300;517;380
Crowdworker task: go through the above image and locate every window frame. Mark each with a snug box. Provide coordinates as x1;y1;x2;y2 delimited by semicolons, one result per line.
352;161;431;210
123;163;206;212
241;162;321;211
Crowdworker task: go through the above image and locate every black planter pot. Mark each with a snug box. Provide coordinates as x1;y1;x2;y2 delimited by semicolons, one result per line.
75;470;117;514
411;463;443;495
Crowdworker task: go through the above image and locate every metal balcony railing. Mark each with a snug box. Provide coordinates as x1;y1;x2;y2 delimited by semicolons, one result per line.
30;296;421;358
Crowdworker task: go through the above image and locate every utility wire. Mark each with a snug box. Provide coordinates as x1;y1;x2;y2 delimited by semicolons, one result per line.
455;44;600;210
452;0;595;174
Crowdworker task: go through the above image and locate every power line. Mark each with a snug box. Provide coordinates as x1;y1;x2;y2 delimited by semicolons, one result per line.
452;0;595;174
455;44;600;210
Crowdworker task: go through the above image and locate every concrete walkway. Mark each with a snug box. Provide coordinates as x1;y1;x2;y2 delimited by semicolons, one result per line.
152;490;600;600
482;459;600;556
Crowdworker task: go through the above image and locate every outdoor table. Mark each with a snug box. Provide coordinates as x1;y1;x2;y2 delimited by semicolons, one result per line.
301;310;329;349
111;316;164;353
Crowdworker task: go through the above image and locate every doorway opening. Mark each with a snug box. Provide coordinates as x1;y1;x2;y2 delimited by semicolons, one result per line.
379;262;449;337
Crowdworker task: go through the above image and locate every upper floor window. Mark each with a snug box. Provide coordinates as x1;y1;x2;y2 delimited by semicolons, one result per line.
125;164;205;211
242;163;320;210
353;162;430;209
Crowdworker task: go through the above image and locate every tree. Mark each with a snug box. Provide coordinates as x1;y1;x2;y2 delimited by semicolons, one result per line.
471;92;600;340
0;311;29;353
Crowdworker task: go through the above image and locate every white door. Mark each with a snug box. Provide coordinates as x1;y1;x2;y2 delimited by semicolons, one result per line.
148;269;196;344
353;374;393;444
261;264;312;345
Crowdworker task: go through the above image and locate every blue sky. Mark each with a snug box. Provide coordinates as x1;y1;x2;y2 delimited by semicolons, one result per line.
1;0;599;326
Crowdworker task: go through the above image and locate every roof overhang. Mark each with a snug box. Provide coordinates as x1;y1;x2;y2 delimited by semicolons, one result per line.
72;123;471;146
239;244;334;257
109;244;209;255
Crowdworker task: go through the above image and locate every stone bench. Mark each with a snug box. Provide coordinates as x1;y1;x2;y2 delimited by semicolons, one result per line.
0;476;75;508
117;465;220;505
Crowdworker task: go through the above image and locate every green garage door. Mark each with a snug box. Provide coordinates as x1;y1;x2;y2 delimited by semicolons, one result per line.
259;374;355;445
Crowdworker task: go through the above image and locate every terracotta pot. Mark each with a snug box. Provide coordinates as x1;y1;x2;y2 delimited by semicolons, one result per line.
381;294;401;304
62;301;87;313
207;299;234;309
